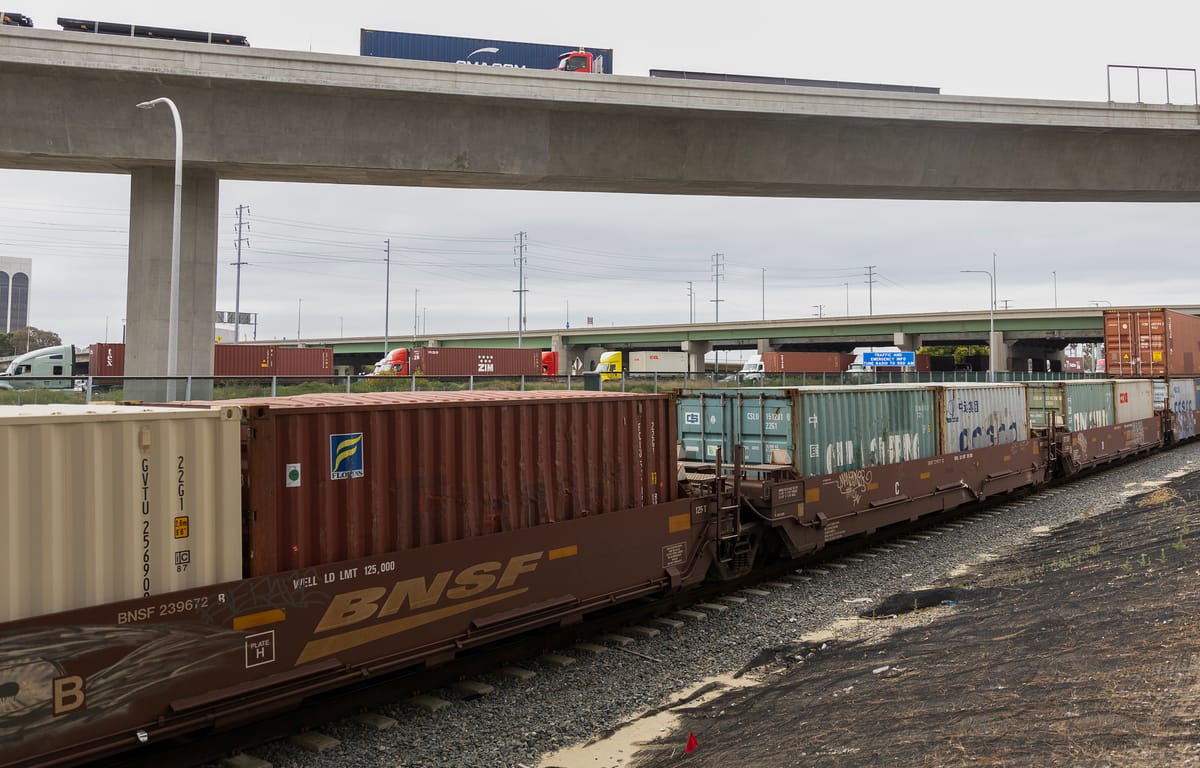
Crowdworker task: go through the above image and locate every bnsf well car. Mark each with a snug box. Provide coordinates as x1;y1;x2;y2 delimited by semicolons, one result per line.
0;378;1190;767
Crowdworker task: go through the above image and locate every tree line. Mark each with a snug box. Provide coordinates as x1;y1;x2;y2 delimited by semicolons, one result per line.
0;327;62;357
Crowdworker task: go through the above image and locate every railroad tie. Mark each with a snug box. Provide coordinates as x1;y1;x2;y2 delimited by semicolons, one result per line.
498;666;537;681
407;694;451;713
288;731;340;754
350;712;397;731
452;680;495;699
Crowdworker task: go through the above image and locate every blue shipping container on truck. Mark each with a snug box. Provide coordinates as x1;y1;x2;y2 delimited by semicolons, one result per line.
360;29;613;73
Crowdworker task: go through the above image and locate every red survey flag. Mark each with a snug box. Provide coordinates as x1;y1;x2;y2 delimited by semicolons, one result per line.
685;732;698;754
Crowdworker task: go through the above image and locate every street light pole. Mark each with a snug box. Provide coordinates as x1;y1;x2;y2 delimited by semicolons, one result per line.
384;239;390;357
961;268;995;382
1052;271;1057;308
135;97;182;397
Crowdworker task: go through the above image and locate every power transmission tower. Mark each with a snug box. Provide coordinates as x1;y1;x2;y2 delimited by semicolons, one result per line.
865;265;877;316
514;232;528;347
710;253;725;322
231;204;250;343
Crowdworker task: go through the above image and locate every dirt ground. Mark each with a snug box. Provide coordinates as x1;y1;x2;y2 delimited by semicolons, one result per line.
626;473;1200;767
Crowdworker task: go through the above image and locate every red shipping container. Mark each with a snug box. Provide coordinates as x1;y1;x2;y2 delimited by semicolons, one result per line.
1105;308;1200;378
214;344;276;376
762;351;856;373
276;347;333;376
88;342;126;377
410;347;542;376
224;390;677;576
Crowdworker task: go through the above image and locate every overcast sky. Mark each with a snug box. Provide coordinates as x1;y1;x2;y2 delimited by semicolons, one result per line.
3;1;1199;347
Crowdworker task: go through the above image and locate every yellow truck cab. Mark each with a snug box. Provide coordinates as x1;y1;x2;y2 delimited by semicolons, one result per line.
594;351;623;382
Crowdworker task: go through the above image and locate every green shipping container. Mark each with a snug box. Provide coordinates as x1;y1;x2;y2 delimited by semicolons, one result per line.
677;385;937;476
1026;381;1115;431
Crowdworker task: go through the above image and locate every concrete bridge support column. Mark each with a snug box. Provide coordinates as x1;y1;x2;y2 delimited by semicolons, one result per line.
561;345;589;375
756;339;775;354
893;332;923;350
551;336;589;375
683;340;711;377
125;167;219;401
991;332;1012;374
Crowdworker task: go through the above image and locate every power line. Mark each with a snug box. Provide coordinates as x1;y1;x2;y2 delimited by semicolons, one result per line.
514;231;528;346
865;265;877;316
711;253;725;323
231;203;250;344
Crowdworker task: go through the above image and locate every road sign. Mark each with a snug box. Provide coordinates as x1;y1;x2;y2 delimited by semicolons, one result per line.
862;350;915;367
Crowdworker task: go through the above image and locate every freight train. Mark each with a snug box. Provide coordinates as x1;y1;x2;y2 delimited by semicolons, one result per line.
2;371;1196;767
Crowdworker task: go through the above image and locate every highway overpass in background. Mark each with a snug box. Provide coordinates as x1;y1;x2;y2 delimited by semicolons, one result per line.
3;27;1200;393
296;304;1196;374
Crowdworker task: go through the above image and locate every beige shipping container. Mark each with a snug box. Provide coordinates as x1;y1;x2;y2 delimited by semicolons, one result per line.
1113;379;1155;424
0;404;242;622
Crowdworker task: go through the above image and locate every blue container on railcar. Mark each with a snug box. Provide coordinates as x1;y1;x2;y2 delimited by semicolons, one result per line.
1170;378;1199;440
360;29;614;73
677;385;938;476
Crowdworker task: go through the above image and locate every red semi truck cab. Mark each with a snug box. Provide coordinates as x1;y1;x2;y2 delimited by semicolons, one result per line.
373;348;410;375
556;49;602;73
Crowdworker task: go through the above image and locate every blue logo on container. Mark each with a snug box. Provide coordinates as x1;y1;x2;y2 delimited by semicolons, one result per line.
330;433;365;480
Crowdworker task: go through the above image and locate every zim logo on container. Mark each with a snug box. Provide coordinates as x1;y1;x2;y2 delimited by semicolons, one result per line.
330;433;365;480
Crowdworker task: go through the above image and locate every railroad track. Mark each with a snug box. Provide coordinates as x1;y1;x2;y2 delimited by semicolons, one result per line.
74;432;1189;768
95;476;1098;767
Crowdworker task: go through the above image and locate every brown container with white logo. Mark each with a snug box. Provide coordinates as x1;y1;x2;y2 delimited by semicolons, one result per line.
234;390;677;576
408;347;543;376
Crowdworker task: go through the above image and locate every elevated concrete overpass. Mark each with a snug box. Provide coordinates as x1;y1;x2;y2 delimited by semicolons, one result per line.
302;304;1193;374
3;27;1200;393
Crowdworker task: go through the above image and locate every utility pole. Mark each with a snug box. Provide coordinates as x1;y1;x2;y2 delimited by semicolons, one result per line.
1052;270;1057;308
710;253;725;323
813;304;825;318
513;231;528;347
686;281;694;324
232;204;250;343
413;288;419;342
844;282;850;316
383;239;390;357
1000;299;1012;309
865;265;877;316
761;267;766;320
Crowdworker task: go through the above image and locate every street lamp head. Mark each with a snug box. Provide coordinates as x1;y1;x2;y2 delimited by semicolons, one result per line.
135;98;164;110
